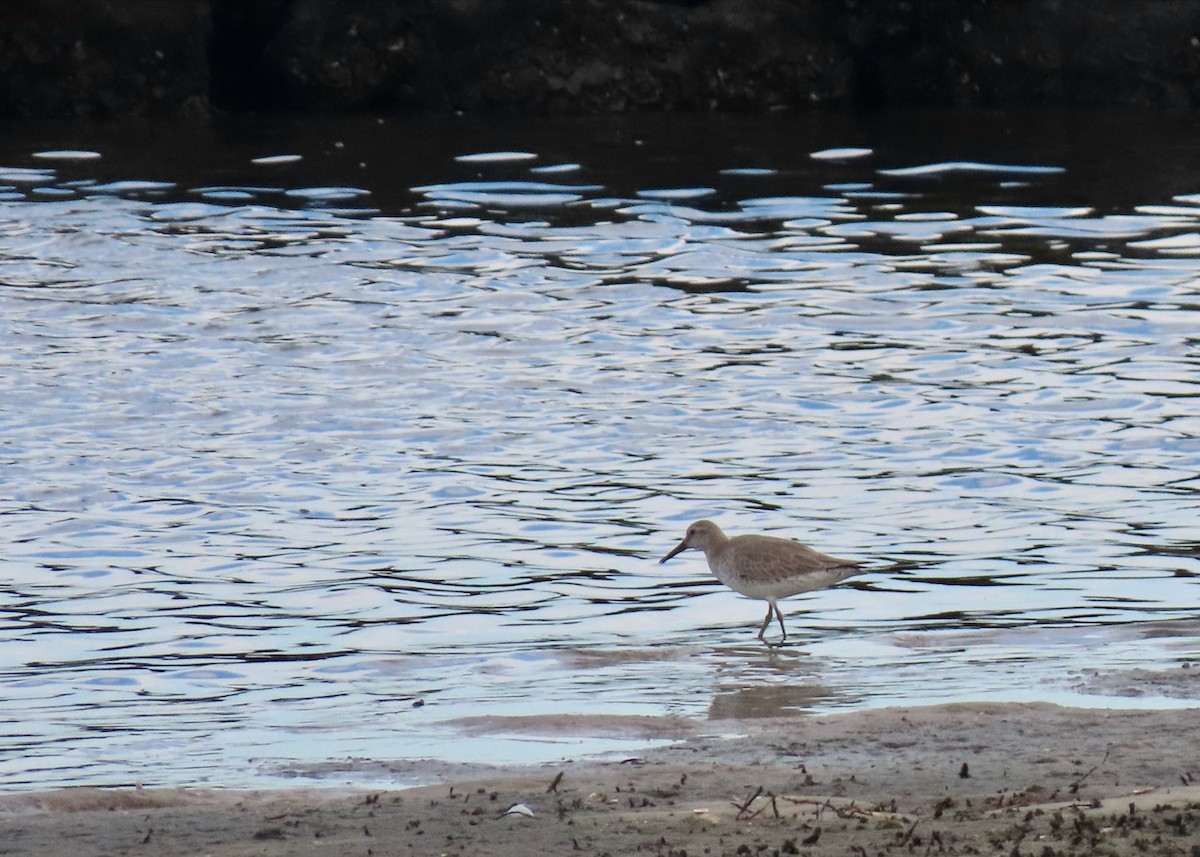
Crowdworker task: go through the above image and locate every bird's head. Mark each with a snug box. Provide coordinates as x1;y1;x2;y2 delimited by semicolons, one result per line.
659;519;723;563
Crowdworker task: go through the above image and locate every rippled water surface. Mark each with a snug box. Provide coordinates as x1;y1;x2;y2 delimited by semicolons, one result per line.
2;111;1200;790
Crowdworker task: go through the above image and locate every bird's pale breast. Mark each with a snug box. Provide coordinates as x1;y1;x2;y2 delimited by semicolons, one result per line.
709;534;859;600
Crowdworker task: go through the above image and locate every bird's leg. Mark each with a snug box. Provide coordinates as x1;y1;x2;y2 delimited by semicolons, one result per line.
756;604;773;641
773;603;788;643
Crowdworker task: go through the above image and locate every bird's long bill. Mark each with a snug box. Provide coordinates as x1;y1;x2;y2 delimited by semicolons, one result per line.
659;539;688;564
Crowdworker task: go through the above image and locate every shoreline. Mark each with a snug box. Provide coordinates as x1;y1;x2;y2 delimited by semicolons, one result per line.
4;700;1200;855
7;1;1200;117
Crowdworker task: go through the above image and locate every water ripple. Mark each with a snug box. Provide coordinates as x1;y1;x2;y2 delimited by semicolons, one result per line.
1;113;1199;789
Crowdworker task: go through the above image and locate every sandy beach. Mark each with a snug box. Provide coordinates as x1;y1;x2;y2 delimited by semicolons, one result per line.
3;699;1200;856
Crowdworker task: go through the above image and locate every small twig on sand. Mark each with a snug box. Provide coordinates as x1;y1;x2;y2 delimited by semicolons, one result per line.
778;796;874;821
733;787;763;819
743;793;781;820
1069;748;1111;795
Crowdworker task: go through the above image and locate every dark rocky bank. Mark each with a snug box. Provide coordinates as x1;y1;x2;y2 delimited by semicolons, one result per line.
3;0;1200;117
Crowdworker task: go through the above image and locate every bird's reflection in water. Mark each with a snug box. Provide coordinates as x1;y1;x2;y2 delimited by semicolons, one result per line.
707;683;853;719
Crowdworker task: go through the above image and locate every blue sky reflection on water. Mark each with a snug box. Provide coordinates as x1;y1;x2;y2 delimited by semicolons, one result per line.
1;110;1199;789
